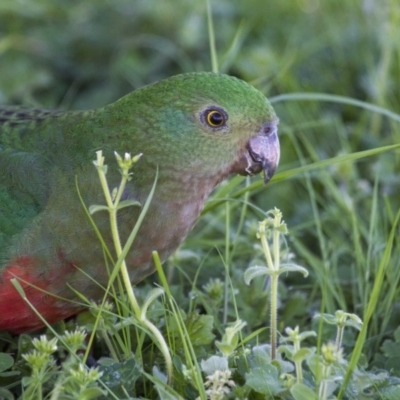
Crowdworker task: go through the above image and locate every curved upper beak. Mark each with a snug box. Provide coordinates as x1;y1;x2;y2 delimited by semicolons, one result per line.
233;119;280;184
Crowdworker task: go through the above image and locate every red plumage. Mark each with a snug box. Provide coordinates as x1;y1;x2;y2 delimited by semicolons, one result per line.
1;257;81;333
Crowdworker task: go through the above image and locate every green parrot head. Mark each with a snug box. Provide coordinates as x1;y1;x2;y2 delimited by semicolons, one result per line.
108;72;279;191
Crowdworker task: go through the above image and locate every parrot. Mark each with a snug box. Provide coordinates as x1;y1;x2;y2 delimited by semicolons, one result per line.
0;72;280;333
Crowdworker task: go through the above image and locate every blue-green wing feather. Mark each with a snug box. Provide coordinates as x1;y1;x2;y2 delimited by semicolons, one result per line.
0;107;59;260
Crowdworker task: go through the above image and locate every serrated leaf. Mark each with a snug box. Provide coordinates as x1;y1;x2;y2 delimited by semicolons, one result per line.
252;344;272;365
290;383;318;400
244;265;269;284
185;312;215;346
99;357;140;389
385;356;400;373
382;340;400;358
245;364;284;395
201;356;228;375
380;383;400;400
349;369;388;394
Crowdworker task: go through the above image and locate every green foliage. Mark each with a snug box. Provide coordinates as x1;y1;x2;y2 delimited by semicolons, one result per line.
380;326;400;377
1;0;400;398
97;357;140;398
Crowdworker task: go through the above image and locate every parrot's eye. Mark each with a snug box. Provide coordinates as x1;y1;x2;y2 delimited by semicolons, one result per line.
203;108;227;128
206;110;225;127
206;110;224;127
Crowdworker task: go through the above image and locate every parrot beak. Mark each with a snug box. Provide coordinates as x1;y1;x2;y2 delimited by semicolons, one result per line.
234;119;280;183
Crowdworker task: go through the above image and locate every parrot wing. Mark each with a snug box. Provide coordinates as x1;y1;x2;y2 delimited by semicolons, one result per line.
0;107;56;262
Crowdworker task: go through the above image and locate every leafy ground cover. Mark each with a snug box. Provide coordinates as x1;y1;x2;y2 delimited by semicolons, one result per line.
0;1;400;398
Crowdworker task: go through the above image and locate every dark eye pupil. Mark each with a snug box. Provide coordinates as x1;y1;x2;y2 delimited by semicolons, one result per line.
208;111;224;126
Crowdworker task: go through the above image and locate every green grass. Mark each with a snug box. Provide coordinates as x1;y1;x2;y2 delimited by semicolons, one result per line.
1;0;400;398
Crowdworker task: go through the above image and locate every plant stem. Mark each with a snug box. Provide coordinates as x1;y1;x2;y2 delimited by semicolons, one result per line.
260;229;274;271
318;365;330;400
293;339;303;383
223;201;230;325
96;157;142;317
272;216;280;271
206;0;218;73
101;331;119;362
270;272;278;360
259;219;278;360
270;212;282;361
335;325;344;349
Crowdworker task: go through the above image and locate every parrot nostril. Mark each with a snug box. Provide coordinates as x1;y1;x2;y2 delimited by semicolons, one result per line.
262;122;276;136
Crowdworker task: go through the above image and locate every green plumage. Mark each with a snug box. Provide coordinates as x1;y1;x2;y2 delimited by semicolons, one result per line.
0;72;279;332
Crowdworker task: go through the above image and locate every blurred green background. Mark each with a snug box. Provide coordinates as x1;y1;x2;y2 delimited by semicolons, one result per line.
1;0;400;363
2;0;397;107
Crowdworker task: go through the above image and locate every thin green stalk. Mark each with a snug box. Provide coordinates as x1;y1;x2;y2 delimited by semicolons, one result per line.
101;331;119;362
318;365;330;400
335;325;344;350
272;220;280;272
95;155;141;317
223;201;230;325
269;272;278;360
293;342;303;383
206;0;218;73
294;361;303;384
37;378;43;400
259;217;279;360
260;230;274;271
270;93;400;123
